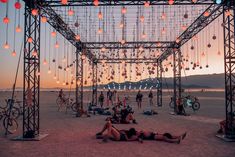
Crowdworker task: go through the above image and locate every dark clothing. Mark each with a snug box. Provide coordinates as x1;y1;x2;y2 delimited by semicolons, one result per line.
136;93;143;102
99;94;104;102
107;91;113;100
139;132;156;140
148;92;153;98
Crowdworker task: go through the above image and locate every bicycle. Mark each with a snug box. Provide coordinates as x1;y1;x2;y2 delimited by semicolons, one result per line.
0;99;19;134
56;97;77;112
169;95;200;112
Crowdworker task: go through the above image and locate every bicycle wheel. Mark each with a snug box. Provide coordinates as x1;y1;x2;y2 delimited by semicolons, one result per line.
3;117;18;134
169;100;174;108
71;103;79;112
11;107;21;119
192;102;200;111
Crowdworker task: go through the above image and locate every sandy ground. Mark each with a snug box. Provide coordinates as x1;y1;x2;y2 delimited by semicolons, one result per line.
0;90;235;157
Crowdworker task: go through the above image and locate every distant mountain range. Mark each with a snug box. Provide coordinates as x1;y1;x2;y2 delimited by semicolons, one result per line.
97;73;225;89
1;73;225;91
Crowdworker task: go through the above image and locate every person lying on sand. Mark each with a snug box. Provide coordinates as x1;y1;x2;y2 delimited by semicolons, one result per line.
96;121;142;142
137;130;187;144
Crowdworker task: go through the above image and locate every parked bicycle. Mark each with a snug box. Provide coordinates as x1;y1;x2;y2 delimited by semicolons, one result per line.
56;97;77;112
169;95;200;111
0;99;19;134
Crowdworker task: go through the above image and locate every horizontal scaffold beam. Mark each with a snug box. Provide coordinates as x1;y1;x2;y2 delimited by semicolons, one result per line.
42;0;215;7
84;41;175;50
158;4;223;62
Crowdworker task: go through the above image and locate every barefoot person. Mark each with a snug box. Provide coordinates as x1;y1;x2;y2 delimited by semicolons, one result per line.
137;130;187;144
136;90;143;109
96;121;141;142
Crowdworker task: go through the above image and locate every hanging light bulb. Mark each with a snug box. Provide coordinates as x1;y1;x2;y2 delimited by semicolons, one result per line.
161;13;166;20
43;59;47;65
121;7;127;14
93;0;99;6
62;82;66;86
14;1;21;9
161;28;166;35
217;51;221;55
225;10;232;17
56;80;60;84
16;25;22;32
55;42;59;48
98;28;103;34
53;75;57;79
3;42;9;49
12;50;16;56
75;35;80;41
51;31;56;37
212;34;217;40
120;39;126;44
141;33;146;39
201;52;205;57
203;11;210;17
32;50;37;56
0;0;8;3
144;1;150;7
68;8;74;16
48;69;51;74
181;25;187;31
61;0;68;5
119;22;124;28
27;37;33;43
74;21;79;27
140;16;145;23
192;0;197;3
41;16;47;23
101;47;106;52
37;72;40;76
31;9;38;16
184;13;189;19
3;16;10;24
62;57;66;62
168;0;174;5
176;38;180;43
98;11;103;19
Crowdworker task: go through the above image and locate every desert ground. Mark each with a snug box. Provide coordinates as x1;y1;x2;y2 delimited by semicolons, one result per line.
0;90;235;157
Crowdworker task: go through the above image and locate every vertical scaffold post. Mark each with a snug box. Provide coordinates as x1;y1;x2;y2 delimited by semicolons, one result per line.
173;48;182;113
157;61;163;107
75;44;84;117
22;0;41;138
223;0;235;139
92;61;98;106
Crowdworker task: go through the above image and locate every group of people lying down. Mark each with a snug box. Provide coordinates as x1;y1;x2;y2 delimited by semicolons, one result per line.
96;121;187;144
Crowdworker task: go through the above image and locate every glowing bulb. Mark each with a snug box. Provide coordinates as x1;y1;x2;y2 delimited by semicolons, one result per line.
93;0;99;6
27;37;33;43
31;9;38;16
120;39;125;44
144;1;150;7
98;11;103;19
176;38;180;43
203;11;210;17
225;10;232;17
0;0;8;3
3;42;9;49
75;35;80;41
216;0;221;4
101;47;106;52
55;42;59;48
63;82;66;86
119;22;124;28
141;33;146;39
16;26;22;32
48;69;51;74
140;16;145;23
41;16;47;23
121;7;127;14
53;75;57;79
168;0;174;5
68;9;74;16
32;50;37;56
192;0;197;3
3;17;10;24
98;28;103;34
161;13;166;20
51;31;56;37
43;59;47;65
61;0;68;5
56;80;60;84
14;2;21;9
161;28;166;34
12;50;16;56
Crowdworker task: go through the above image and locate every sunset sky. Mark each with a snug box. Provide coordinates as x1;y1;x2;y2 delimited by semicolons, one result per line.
0;1;225;89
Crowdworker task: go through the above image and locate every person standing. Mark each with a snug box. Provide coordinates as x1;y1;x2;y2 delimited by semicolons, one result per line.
136;90;143;109
148;90;153;106
98;92;105;108
107;89;113;106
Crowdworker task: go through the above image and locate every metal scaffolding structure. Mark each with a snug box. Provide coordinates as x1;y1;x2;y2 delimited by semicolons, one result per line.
20;0;235;139
223;1;235;138
23;0;41;138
